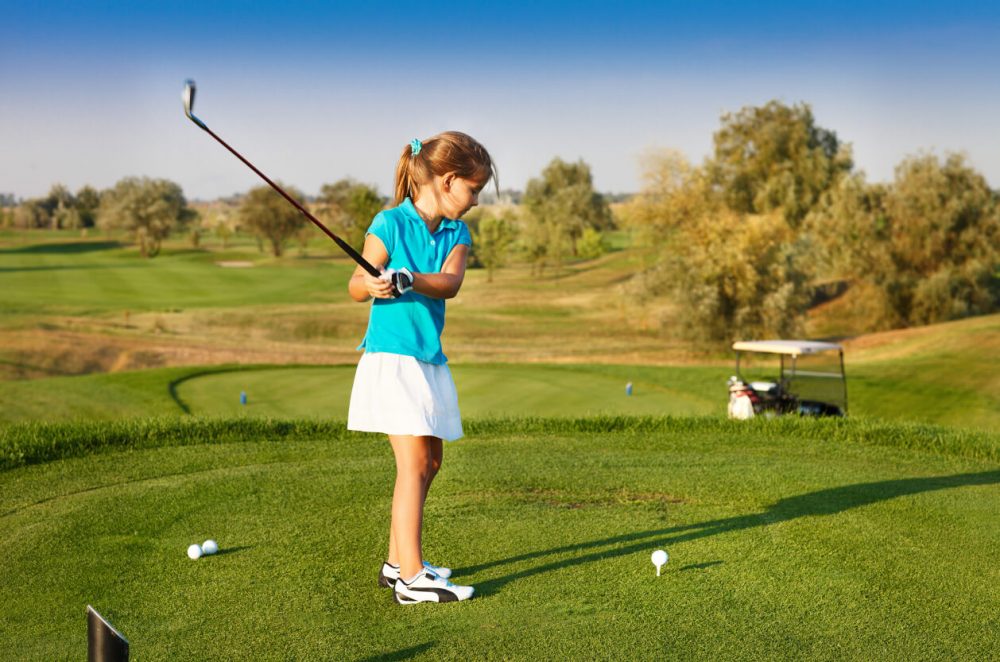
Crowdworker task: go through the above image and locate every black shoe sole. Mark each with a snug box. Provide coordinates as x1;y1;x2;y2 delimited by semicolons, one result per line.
378;572;396;589
393;587;465;604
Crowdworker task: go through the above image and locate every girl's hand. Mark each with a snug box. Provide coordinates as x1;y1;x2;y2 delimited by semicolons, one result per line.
365;271;395;299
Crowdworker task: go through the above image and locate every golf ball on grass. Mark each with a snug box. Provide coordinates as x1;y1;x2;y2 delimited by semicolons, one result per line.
201;539;219;555
187;544;203;560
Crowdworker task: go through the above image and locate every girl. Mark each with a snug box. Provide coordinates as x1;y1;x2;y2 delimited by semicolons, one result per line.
347;131;496;604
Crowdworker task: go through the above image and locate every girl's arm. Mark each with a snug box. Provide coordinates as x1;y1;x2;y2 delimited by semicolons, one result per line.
348;235;393;302
411;245;468;300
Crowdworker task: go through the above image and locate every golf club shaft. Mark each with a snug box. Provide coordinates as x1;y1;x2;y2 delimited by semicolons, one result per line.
192;121;381;278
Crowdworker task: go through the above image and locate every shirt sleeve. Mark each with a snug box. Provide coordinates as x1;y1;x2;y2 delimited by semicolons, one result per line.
456;221;472;247
366;212;395;256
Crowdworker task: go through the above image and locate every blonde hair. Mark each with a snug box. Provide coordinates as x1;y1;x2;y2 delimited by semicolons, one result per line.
393;131;497;206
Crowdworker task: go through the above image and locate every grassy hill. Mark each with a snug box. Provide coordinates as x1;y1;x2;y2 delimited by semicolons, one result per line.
0;229;996;429
0;229;694;380
0;342;996;429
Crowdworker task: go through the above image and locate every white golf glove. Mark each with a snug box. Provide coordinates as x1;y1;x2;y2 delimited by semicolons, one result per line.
380;267;414;297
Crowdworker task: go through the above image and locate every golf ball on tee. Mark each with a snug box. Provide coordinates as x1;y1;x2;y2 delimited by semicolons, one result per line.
187;543;203;560
651;549;668;566
201;539;218;555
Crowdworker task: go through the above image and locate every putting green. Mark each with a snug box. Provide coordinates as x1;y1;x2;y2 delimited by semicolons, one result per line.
173;364;727;419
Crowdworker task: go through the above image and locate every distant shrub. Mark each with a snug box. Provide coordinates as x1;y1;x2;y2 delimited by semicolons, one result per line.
576;227;607;260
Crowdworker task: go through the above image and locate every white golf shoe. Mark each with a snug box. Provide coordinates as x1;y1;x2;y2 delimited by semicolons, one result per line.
379;561;452;588
393;569;474;604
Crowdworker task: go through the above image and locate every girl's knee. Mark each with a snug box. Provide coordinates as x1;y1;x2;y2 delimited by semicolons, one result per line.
391;436;441;480
397;461;431;483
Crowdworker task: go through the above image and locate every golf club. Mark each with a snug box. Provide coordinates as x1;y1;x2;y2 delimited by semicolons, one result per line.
182;80;410;294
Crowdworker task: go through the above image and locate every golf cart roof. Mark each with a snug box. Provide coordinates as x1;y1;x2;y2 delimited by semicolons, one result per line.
732;340;843;356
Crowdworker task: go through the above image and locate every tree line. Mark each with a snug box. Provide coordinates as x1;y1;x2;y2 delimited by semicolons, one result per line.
1;159;615;273
4;100;998;338
620;101;999;339
1;178;390;259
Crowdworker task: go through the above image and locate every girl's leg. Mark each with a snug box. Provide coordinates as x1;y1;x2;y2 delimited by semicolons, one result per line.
387;436;443;571
426;436;443;492
387;435;434;579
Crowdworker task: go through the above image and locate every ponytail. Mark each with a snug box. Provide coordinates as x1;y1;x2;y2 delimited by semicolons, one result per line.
391;131;497;206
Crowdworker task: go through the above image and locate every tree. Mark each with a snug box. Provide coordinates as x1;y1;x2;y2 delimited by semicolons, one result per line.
710;101;852;227
626;123;820;341
619;149;710;254
813;153;1000;327
46;184;77;229
664;210;812;342
239;184;307;257
13;200;48;229
198;203;240;249
472;212;516;282
75;185;101;228
97;177;193;257
522;158;613;274
0;197;14;228
316;179;385;253
576;226;607;260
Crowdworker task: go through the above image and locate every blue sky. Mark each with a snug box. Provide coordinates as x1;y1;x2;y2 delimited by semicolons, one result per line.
3;1;999;200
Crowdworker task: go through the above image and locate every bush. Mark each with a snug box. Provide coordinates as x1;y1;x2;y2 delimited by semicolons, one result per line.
576;227;607;260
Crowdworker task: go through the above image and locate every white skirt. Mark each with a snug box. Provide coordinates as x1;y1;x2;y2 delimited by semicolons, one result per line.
348;352;464;441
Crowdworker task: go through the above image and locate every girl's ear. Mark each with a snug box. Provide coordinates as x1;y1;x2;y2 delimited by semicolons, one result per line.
441;172;458;191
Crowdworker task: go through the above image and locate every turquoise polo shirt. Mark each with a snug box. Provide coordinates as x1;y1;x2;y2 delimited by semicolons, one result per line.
357;198;472;364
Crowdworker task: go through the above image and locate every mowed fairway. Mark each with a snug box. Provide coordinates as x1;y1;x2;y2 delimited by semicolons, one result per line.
0;419;997;659
0;236;351;314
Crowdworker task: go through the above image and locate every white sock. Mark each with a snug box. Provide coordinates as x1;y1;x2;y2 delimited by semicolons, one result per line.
401;572;422;584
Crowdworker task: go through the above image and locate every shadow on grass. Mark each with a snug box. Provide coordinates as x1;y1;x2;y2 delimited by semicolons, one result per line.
0;357;69;378
0;264;145;275
356;642;435;662
680;561;723;571
465;470;1000;597
0;240;122;254
215;545;252;557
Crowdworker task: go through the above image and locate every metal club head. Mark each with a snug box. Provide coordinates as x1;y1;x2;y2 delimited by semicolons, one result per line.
182;79;207;130
182;80;195;116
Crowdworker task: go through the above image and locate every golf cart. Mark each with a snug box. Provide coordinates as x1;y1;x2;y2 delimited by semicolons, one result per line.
727;340;847;419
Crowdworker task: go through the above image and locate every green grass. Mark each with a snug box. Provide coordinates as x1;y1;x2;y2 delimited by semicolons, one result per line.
0;367;196;422
844;314;1000;430
0;236;352;315
2;231;998;658
1;359;996;431
0;364;727;424
0;418;997;659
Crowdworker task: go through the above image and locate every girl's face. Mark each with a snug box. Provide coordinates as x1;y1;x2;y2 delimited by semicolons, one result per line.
442;175;485;219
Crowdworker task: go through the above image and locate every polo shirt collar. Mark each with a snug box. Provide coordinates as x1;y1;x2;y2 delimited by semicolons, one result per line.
402;197;460;231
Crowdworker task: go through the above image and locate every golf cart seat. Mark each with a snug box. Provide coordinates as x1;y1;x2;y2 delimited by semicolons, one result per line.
749;381;780;395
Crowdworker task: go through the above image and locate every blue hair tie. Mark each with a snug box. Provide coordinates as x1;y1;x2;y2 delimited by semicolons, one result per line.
410;138;422;156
